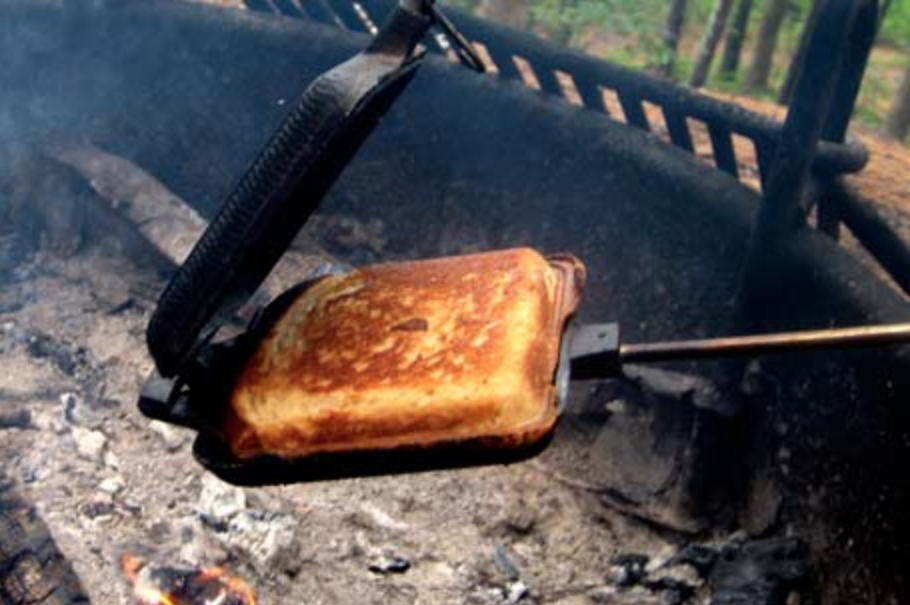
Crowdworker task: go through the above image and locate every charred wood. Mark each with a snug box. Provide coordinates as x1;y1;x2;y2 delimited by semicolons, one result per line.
2;147;174;280
0;408;31;430
708;538;809;605
51;141;340;316
0;484;90;605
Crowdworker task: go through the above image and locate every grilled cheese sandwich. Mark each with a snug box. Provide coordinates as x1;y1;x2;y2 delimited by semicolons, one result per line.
225;248;585;460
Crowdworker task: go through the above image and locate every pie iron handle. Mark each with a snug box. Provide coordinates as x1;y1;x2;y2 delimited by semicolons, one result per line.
146;1;437;379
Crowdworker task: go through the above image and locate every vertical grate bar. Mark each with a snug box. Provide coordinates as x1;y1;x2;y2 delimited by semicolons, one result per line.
663;108;694;152
618;93;650;131
574;79;607;114
708;124;739;178
755;140;775;191
533;66;563;96
817;191;842;240
325;0;371;32
483;45;523;81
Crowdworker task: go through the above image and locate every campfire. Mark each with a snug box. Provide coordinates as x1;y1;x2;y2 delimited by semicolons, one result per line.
122;555;256;605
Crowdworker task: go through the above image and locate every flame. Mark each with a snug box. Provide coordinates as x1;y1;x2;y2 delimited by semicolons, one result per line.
198;567;257;605
121;554;256;605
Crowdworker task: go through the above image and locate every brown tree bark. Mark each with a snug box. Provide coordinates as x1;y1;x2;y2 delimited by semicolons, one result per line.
744;0;789;92
477;0;530;30
719;0;754;78
688;0;736;88
886;63;910;141
660;0;689;77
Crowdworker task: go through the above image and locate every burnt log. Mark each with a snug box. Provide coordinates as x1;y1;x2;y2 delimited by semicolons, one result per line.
0;484;89;605
709;538;809;605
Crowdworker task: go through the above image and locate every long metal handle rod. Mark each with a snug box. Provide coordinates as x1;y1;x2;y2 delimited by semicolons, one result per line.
620;323;910;364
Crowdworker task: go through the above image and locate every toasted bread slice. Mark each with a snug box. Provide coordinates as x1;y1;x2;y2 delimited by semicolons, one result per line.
224;248;585;460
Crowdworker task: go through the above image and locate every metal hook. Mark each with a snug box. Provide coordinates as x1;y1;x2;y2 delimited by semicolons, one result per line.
426;2;486;73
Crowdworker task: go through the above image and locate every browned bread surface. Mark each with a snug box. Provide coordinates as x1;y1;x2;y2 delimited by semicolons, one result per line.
225;248;585;459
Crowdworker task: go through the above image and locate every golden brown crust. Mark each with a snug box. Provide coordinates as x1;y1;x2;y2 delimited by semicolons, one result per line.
225;248;585;460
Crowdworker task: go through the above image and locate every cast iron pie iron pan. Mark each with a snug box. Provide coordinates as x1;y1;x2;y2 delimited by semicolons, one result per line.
138;1;910;486
141;249;585;485
140;246;910;486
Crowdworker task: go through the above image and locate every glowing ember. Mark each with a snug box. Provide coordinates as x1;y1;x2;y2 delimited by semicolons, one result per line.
122;554;257;605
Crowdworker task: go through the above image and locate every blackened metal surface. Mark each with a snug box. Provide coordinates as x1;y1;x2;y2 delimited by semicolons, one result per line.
566;323;622;380
737;230;910;603
826;178;910;296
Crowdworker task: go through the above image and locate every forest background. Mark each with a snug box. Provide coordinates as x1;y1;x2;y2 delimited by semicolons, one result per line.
443;0;910;142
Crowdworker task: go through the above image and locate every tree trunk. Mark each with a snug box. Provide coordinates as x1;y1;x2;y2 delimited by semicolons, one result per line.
688;0;736;88
660;0;689;78
719;0;754;78
477;0;530;30
744;0;789;92
886;63;910;141
778;0;822;104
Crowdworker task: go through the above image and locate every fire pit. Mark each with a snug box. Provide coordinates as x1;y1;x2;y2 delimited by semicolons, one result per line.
0;1;907;604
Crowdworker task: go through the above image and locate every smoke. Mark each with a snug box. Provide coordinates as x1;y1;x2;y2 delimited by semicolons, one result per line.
0;3;73;278
0;1;193;282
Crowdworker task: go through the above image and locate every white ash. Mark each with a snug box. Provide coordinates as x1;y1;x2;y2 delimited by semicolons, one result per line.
71;426;108;464
198;474;247;525
148;420;191;453
218;510;301;577
195;474;301;577
98;476;125;495
505;580;531;603
358;502;410;533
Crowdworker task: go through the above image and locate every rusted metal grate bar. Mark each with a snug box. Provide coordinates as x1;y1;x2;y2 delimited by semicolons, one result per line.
708;124;739;178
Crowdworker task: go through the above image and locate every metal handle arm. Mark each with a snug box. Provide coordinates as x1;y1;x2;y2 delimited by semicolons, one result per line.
568;322;910;380
620;323;910;364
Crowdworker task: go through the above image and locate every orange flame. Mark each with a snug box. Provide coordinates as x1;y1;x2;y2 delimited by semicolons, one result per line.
121;554;256;605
